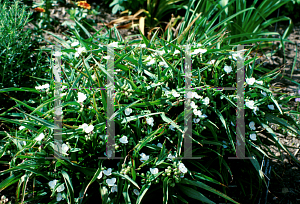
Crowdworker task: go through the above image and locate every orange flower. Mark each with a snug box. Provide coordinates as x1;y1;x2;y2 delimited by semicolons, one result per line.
34;7;45;12
77;1;91;10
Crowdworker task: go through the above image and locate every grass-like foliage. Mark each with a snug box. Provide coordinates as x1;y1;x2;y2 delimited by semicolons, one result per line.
0;0;299;203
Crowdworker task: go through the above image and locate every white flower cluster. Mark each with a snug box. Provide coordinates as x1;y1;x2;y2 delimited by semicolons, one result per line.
97;168;118;193
48;180;65;201
35;83;50;91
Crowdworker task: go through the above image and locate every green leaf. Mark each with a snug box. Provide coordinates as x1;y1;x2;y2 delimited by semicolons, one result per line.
160;112;184;134
163;177;169;204
0;173;23;191
62;170;75;204
180;179;240;204
177;184;215;204
136;183;151;204
249;154;266;187
123;182;131;204
112;172;140;189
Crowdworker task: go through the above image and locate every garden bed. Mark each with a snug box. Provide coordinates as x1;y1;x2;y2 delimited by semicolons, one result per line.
1;0;300;203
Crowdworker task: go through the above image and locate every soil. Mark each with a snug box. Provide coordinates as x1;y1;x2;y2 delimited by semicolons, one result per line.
1;1;300;204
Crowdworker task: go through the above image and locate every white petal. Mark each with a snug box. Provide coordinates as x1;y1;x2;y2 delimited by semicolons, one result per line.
250;133;257;141
19;126;25;130
246;78;256;85
57;184;65;192
119;136;128;144
150;168;159;174
35;133;45;141
97;171;103;179
106;178;116;186
103;168;112;176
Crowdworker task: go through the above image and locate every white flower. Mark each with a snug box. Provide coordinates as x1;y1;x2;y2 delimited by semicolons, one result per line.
140;153;149;162
35;133;45;141
191;48;207;55
190;101;198;109
159;61;168;68
111;185;118;193
253;106;259;116
169;124;175;131
167;153;176;161
156;50;165;55
19;126;25;130
77;92;87;103
193;108;201;115
178;162;188;173
53;51;62;57
246;78;256;85
146;58;156;66
193;109;202;116
199;113;207;119
55;108;63;115
57;184;65;192
125;108;132;116
202;97;210;105
224;65;232;74
250;133;257;141
150;168;159;174
97;171;103;179
56;193;63;201
172;90;180;97
49;179;58;189
268;104;274;110
261;91;267;97
249;121;256;130
256;80;263;85
192;92;202;99
79;123;94;134
103;56;113;60
146;117;154;127
208;60;216;65
193;118;200;123
106;178;116;186
35;84;50;90
85;125;94;134
230;51;244;61
133;189;140;196
103;168;112;176
119;136;128;144
157;143;163;148
139;44;146;48
104;150;113;157
71;41;79;47
174;49;180;55
75;47;86;57
109;42;118;47
62;144;69;155
245;100;256;109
